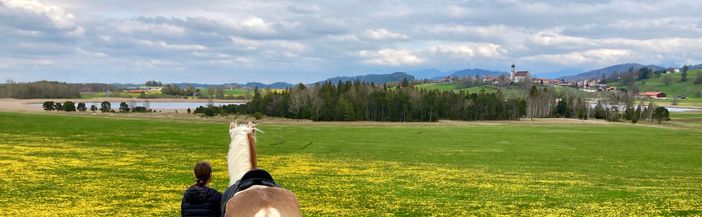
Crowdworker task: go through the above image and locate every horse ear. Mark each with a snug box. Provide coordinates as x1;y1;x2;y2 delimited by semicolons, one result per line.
247;121;254;128
230;122;237;129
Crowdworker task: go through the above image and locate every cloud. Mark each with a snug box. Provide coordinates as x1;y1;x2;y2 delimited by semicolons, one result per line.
362;28;409;40
428;43;506;59
2;0;702;83
524;49;632;65
358;48;423;66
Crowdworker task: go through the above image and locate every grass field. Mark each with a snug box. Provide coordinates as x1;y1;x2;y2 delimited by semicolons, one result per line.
610;69;702;98
1;112;702;216
415;83;527;98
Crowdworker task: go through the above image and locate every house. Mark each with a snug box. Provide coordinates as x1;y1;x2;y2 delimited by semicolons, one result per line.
639;92;666;99
434;76;452;83
666;68;680;74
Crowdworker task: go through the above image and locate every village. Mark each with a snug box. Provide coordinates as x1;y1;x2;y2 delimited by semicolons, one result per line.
428;64;680;100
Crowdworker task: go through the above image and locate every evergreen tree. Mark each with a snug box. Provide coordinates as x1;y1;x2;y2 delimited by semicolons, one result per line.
100;101;111;112
77;102;87;111
681;65;689;82
653;107;670;124
42;101;55;111
119;102;130;112
594;101;606;119
624;105;634;120
632;105;641;124
63;101;76;112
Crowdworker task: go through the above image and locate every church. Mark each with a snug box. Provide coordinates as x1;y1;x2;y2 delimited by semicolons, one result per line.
510;64;529;83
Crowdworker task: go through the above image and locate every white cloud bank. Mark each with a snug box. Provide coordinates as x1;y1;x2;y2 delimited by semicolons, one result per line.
1;0;702;83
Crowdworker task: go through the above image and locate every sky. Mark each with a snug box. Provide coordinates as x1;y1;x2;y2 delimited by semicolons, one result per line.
1;0;702;83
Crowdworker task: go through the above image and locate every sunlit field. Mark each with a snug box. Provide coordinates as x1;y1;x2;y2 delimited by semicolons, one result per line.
1;112;701;216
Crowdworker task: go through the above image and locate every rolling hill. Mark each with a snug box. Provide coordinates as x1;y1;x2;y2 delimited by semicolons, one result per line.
610;69;702;98
323;72;415;84
449;68;508;78
560;63;664;81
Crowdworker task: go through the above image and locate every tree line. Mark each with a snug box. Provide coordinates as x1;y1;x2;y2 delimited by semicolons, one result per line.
0;80;117;99
194;81;526;122
43;101;154;113
1;81;81;99
527;85;670;123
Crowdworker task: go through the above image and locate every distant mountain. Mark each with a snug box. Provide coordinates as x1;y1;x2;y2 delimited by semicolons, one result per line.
323;72;415;84
408;69;449;79
690;64;702;70
266;82;294;89
559;63;665;81
449;68;508;78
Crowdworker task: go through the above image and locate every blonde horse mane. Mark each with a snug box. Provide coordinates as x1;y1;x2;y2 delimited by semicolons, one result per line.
225;122;300;217
227;121;262;186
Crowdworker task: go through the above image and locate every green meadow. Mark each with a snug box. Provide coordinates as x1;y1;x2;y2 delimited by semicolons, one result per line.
1;112;701;216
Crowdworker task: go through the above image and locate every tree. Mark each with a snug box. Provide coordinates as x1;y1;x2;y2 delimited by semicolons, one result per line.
42;101;55;111
187;108;191;114
681;65;689;82
207;87;215;98
653;107;670;124
606;106;622;122
145;80;162;86
637;67;651;80
63;101;76;112
695;72;702;84
594;101;606;119
119;102;130;112
646;102;656;122
90;104;98;112
554;99;570;118
662;74;673;86
401;78;410;88
100;101;111;112
216;88;225;99
623;105;634;120
632;105;641;124
77;102;87;111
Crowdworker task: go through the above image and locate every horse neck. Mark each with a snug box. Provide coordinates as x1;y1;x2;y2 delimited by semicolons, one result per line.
227;129;256;184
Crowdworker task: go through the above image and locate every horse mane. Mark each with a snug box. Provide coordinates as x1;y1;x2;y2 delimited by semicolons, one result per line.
227;121;262;186
225;122;301;217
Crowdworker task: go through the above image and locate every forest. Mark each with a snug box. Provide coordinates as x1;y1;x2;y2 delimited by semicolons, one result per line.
0;81;112;99
195;80;526;122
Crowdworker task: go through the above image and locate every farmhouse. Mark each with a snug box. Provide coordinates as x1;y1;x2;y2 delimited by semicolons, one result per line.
127;89;146;94
639;91;666;99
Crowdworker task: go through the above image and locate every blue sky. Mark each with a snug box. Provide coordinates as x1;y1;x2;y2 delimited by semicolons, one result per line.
1;0;702;83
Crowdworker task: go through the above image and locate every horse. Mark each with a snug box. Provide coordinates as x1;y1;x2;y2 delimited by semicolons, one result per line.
222;121;300;217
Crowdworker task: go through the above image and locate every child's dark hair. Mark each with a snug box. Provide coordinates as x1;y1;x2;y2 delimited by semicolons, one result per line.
193;161;212;187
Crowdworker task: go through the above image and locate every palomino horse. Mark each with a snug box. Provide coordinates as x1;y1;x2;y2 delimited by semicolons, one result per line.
222;121;300;217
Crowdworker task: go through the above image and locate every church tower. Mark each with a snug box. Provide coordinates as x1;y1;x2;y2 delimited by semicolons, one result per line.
510;64;516;82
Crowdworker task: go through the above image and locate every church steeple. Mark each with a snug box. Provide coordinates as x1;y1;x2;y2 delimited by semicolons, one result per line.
510;64;516;81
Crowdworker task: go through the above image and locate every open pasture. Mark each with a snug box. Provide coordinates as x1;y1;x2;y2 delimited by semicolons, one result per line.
1;112;701;216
